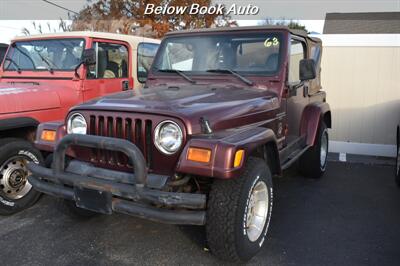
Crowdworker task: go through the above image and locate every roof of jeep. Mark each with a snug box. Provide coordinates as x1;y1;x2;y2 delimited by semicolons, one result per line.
166;25;321;43
12;31;160;46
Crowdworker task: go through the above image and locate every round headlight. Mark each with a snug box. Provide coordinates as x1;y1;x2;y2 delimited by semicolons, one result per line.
67;113;87;134
154;121;183;154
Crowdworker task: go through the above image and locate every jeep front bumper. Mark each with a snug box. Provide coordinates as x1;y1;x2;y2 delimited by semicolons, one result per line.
28;134;206;225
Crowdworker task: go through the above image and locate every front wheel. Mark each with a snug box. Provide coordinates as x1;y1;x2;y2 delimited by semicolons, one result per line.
0;138;44;215
206;157;273;262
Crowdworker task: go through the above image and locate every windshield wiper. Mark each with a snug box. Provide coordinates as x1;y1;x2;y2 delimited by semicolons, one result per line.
206;69;254;86
31;43;56;73
11;43;36;69
4;57;22;73
39;55;54;73
156;68;196;84
35;52;54;73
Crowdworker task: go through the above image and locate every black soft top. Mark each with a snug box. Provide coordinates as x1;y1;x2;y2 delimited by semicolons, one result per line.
166;25;321;43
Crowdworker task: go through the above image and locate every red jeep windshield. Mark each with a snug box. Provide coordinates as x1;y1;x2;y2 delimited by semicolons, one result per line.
3;38;85;72
152;32;283;76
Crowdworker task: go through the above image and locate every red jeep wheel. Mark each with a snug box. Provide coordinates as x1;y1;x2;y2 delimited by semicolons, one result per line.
0;138;43;215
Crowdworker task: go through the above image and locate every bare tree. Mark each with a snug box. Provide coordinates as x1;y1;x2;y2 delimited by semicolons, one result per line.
261;19;308;32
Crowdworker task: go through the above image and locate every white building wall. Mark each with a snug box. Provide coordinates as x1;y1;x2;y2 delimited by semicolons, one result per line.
314;34;400;157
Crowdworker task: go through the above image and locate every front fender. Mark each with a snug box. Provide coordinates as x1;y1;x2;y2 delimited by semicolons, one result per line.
300;102;331;146
35;121;66;152
0;117;39;131
176;127;278;179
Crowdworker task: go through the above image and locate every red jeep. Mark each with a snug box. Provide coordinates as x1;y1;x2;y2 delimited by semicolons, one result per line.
0;32;159;214
30;26;331;262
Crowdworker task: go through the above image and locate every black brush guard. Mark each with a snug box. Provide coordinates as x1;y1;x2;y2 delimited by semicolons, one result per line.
28;134;206;225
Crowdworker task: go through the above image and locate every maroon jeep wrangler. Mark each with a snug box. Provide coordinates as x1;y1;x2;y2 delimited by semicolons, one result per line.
29;26;331;262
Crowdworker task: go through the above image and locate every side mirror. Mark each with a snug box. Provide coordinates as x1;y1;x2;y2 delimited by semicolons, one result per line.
299;59;316;81
137;66;148;83
82;48;96;66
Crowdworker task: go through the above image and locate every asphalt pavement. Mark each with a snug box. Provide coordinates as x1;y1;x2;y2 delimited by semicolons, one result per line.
1;161;399;266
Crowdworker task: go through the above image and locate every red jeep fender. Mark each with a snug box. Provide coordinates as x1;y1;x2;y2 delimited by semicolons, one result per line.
176;127;278;179
300;102;331;146
0;117;39;131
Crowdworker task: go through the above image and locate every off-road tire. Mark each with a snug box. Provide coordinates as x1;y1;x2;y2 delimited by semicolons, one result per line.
395;126;400;187
299;121;328;178
56;199;98;219
206;157;273;262
0;138;44;215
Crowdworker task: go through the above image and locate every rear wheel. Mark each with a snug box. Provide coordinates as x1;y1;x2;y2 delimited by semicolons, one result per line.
299;121;328;178
206;157;273;262
395;126;400;186
0;138;43;215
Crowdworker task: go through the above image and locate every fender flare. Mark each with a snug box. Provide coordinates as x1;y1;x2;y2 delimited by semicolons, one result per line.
0;117;39;132
176;127;279;179
300;102;331;146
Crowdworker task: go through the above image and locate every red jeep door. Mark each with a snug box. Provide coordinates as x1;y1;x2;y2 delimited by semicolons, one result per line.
82;39;132;101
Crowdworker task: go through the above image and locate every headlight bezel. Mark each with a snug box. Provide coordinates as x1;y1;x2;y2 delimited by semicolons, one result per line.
67;113;87;135
154;120;183;155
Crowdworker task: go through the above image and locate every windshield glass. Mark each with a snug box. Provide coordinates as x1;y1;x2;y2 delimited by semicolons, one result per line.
3;38;85;71
152;32;283;76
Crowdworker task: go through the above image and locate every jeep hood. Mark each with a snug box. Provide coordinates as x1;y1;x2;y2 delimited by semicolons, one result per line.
0;83;61;114
75;85;280;134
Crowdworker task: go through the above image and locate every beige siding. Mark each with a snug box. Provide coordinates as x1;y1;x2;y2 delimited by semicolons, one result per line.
321;46;400;145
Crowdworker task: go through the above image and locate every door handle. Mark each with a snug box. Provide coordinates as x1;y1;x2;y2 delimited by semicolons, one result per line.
122;80;130;91
303;85;309;97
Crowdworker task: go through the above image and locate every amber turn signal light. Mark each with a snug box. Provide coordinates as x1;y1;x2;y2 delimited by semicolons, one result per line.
233;150;245;168
187;147;211;163
41;130;56;142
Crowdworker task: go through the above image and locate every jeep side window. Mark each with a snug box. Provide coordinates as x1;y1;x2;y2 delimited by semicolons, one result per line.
288;39;306;83
137;42;159;83
87;42;128;79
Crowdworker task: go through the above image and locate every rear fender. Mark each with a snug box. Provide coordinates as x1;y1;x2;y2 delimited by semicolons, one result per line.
176;127;278;179
300;102;331;146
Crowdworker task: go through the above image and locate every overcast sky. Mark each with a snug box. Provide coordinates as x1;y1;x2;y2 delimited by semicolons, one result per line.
0;0;397;43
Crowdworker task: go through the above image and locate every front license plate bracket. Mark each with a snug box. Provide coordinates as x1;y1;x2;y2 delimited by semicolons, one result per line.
74;187;112;214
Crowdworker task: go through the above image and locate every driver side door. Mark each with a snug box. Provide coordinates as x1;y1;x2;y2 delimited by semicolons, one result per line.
286;37;310;139
82;39;132;102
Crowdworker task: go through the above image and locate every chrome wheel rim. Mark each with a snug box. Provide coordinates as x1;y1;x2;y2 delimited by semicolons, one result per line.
0;156;32;200
246;180;269;242
320;130;328;169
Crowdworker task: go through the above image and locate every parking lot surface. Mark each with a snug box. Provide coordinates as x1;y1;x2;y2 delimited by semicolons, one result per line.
1;161;399;266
